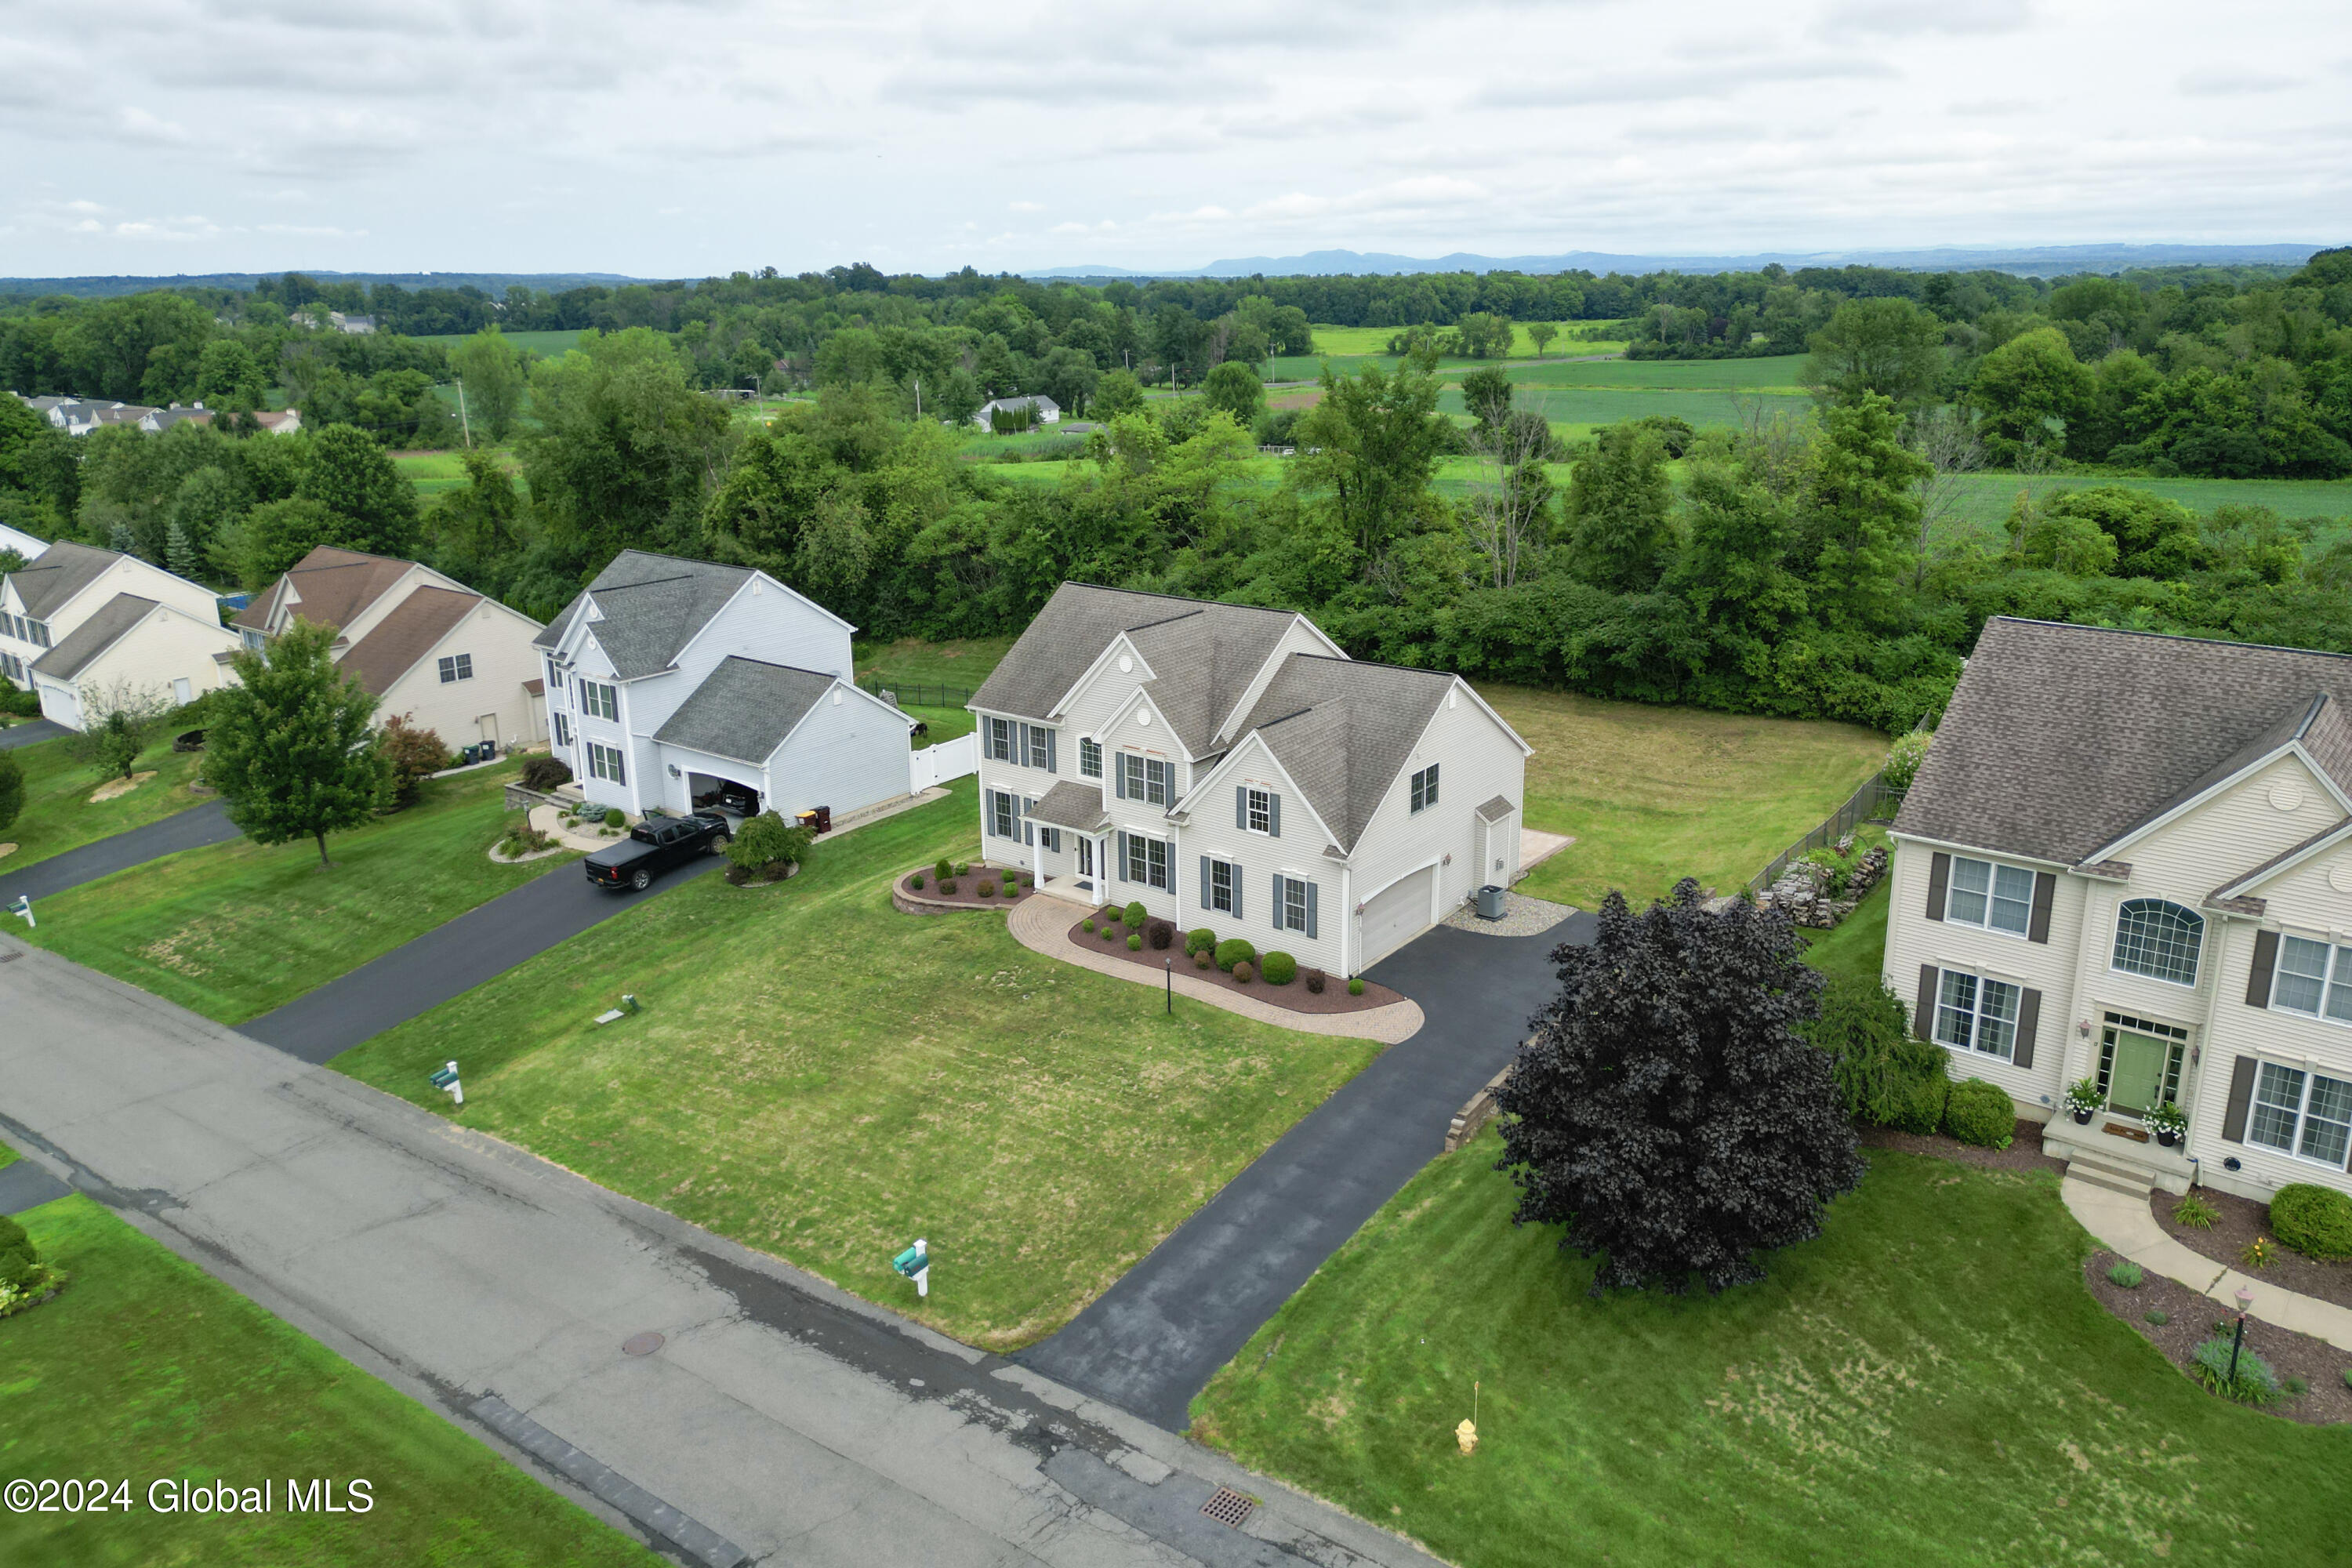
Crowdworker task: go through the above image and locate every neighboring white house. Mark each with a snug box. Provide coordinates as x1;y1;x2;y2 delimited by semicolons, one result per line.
235;546;548;752
972;395;1061;429
1889;615;2352;1207
0;540;241;728
0;521;46;562
533;550;914;821
969;583;1533;979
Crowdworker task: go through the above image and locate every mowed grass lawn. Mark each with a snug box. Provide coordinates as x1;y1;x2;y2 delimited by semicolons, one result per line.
0;1196;658;1568
1480;684;1887;909
0;734;208;873
331;782;1381;1351
1194;1138;2352;1568
17;764;566;1024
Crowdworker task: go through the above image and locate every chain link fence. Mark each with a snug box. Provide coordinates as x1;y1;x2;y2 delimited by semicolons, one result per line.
1746;775;1906;900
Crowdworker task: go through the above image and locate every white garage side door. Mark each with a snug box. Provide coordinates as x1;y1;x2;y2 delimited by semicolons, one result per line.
1359;864;1436;970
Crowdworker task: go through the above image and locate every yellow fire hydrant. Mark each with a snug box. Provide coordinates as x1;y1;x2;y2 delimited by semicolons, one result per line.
1455;1418;1478;1455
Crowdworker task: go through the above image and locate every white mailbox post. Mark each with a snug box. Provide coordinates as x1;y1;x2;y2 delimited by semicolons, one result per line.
430;1060;463;1106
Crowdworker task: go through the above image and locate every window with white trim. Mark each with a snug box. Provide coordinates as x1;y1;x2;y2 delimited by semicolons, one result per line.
586;741;626;785
2271;935;2352;1023
1025;725;1051;769
2111;899;2203;986
1933;970;2021;1060
554;711;572;748
1245;788;1272;834
2248;1060;2352;1168
990;789;1016;838
1280;876;1308;933
579;680;618;721
545;660;564;692
1210;858;1235;913
1410;764;1439;814
1127;833;1168;889
241;627;268;652
0;651;20;682
1079;737;1102;779
1121;753;1167;806
1039;826;1061;853
438;653;474;684
987;717;1014;762
1946;856;2033;935
24;619;49;648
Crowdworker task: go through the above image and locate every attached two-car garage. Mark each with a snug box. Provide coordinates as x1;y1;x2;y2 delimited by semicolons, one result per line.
1358;864;1436;970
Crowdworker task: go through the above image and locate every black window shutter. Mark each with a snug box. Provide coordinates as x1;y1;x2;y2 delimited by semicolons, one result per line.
1235;786;1246;829
1115;756;1127;800
2013;988;2040;1069
1269;793;1282;838
1914;964;1938;1041
1428;763;1439;805
2027;872;2056;944
2221;1054;2258;1142
1116;830;1129;880
1926;852;1951;921
1232;866;1243;920
2247;930;2280;1008
1272;873;1283;932
1305;881;1319;940
1199;855;1210;908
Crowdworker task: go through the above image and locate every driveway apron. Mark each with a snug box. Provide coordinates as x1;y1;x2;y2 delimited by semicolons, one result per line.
0;798;240;906
0;719;67;752
1017;916;1590;1431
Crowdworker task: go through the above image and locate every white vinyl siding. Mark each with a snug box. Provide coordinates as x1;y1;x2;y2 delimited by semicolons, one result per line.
1946;855;2033;936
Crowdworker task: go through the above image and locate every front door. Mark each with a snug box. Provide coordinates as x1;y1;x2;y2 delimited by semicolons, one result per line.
478;713;499;747
2100;1017;2186;1116
1076;835;1097;892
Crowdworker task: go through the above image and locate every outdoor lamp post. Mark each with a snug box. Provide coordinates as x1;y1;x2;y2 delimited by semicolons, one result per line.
1164;957;1173;1015
2229;1285;2253;1381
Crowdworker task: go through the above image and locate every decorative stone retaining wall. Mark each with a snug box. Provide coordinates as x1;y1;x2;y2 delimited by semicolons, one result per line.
1444;1062;1519;1152
1755;841;1888;929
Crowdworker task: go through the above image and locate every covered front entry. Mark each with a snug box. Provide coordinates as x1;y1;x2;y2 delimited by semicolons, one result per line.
1359;864;1436;970
2098;1012;2189;1117
686;768;760;818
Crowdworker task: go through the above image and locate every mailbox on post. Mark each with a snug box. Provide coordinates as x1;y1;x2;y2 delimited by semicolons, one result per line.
7;895;31;929
430;1060;463;1106
892;1238;930;1298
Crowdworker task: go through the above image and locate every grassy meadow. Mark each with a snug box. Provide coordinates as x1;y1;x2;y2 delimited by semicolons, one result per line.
415;328;584;358
0;734;209;873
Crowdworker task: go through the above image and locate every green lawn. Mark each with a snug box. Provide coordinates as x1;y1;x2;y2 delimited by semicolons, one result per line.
1801;857;1893;987
1480;684;1888;909
330;782;1379;1352
1194;1134;2352;1568
390;445;522;499
0;1196;659;1568
904;704;974;746
0;734;208;873
1937;471;2352;541
415;328;583;358
16;764;567;1024
853;634;1011;707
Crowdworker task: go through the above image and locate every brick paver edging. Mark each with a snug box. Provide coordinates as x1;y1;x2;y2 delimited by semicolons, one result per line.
1005;895;1424;1044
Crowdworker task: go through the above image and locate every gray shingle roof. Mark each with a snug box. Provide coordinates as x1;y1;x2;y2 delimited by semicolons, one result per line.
653;657;839;765
1225;654;1454;854
8;539;119;620
969;583;1301;753
532;550;752;679
1029;779;1110;831
31;593;155;680
1895;618;2352;866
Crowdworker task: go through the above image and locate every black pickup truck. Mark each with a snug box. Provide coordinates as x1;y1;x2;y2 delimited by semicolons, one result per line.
584;811;732;892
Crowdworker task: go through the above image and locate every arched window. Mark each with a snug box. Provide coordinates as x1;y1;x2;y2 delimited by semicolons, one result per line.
2111;900;2204;986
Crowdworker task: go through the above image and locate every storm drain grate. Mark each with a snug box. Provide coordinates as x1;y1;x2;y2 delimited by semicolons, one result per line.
1200;1488;1256;1528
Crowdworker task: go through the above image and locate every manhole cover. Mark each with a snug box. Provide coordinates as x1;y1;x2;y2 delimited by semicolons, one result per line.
1200;1488;1256;1528
621;1331;665;1356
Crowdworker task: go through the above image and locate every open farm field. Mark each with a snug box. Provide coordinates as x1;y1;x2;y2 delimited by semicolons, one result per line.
390;445;522;496
1446;384;1806;437
1501;353;1808;390
1935;472;2352;541
416;328;583;358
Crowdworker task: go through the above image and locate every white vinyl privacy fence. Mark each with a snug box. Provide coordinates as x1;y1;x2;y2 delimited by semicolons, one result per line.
911;731;978;793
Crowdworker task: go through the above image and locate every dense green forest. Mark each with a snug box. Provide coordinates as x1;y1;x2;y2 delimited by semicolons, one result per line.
4;249;2350;738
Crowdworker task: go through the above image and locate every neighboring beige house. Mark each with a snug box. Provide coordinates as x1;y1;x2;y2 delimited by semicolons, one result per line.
0;540;240;728
1889;616;2352;1207
970;583;1533;979
236;547;546;753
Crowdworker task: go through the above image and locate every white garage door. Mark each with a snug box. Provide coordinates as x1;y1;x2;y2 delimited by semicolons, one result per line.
1359;865;1436;969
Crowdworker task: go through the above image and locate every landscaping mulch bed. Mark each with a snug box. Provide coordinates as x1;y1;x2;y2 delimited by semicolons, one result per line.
895;867;1036;910
2085;1248;2352;1425
2149;1184;2352;1312
1065;913;1403;1015
1859;1118;2067;1178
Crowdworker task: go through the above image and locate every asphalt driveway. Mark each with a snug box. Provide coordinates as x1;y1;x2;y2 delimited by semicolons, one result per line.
1016;913;1591;1430
0;797;241;904
0;718;66;752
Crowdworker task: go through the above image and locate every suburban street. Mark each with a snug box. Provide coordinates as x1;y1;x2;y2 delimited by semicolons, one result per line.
0;935;1441;1568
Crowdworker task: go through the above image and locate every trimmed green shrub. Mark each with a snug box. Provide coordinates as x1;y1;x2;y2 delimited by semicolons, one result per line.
938;878;957;895
978;880;996;898
1261;951;1298;985
1305;968;1327;994
1083;919;1096;933
1348;976;1365;996
1214;938;1257;973
935;858;953;883
956;862;969;877
1944;1078;2016;1149
1889;1059;1952;1137
1124;900;1148;928
2270;1183;2352;1261
912;874;926;890
0;1214;49;1308
604;808;626;829
1186;927;1217;957
1020;874;1034;888
1127;933;1143;951
2106;1260;2143;1288
1232;960;1254;984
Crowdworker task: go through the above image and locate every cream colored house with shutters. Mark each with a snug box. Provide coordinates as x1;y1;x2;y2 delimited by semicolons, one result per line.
969;583;1533;979
1;540;240;729
1888;616;2352;1205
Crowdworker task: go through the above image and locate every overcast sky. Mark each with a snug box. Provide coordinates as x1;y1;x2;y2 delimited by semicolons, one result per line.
5;0;2347;279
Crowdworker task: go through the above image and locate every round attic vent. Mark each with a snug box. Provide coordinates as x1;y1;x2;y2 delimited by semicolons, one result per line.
2329;861;2352;895
2270;781;2306;812
1137;709;1151;726
1119;655;1132;673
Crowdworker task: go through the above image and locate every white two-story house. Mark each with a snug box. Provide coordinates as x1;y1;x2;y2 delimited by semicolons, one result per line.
1889;615;2352;1205
969;583;1534;979
1;540;241;729
532;550;913;821
234;546;548;752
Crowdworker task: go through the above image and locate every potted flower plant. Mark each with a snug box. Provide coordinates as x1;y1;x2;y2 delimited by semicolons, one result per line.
2147;1099;2188;1148
2064;1076;2104;1125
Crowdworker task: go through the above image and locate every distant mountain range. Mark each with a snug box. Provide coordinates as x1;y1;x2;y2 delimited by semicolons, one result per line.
1039;243;2336;280
0;270;643;299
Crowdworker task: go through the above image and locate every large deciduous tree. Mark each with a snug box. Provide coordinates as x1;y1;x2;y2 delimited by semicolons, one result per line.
202;620;390;867
1802;297;1947;412
1494;880;1862;1294
449;325;530;441
299;424;421;557
1562;422;1674;593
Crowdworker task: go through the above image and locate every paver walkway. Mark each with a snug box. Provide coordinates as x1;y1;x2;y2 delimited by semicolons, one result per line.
1018;914;1591;1429
0;938;1441;1568
2061;1174;2352;1352
0;797;238;904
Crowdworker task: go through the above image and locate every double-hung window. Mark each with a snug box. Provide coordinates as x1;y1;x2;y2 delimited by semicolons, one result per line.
2248;1061;2352;1168
241;626;268;652
1127;833;1167;889
1120;753;1168;806
1025;725;1052;769
1210;858;1236;914
579;680;618;721
25;619;49;648
586;742;626;785
1934;970;2021;1060
1245;788;1272;834
1410;764;1439;813
1079;737;1102;779
2271;935;2352;1022
2112;899;2203;986
1280;877;1308;933
438;653;474;684
545;660;564;694
988;717;1014;763
1945;856;2033;935
554;711;572;748
990;789;1016;839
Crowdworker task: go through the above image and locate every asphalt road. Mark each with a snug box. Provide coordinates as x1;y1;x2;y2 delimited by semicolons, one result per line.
0;718;66;752
242;850;727;1063
0;797;240;904
0;939;1441;1568
1016;915;1591;1430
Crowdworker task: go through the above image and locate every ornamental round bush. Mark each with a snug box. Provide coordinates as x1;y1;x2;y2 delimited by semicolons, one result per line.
1214;938;1257;974
912;873;926;890
1943;1077;2015;1149
2271;1183;2352;1261
956;862;970;877
1127;933;1144;951
1305;967;1327;994
935;858;953;884
1195;952;1212;970
938;878;957;895
978;880;996;898
1186;927;1217;957
1347;976;1365;996
1891;1062;1951;1136
1083;919;1096;933
1261;951;1298;985
604;808;626;829
1231;960;1254;984
520;755;573;792
1124;900;1149;928
1145;917;1175;950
